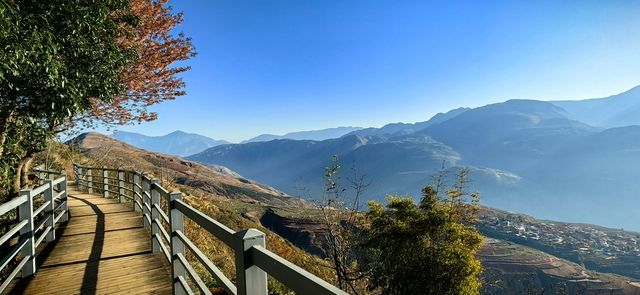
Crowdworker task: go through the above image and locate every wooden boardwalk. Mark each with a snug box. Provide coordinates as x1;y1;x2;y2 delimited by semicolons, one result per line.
8;187;172;295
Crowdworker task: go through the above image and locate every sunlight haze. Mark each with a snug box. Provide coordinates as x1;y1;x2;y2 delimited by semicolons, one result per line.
116;0;640;142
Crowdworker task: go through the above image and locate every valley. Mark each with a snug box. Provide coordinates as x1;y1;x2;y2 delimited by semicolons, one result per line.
184;87;640;231
77;85;640;294
478;207;640;280
68;132;640;294
256;203;640;294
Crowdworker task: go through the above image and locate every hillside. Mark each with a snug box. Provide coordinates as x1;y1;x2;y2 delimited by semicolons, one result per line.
255;206;640;294
481;238;639;295
111;130;229;157
188;134;379;194
478;207;640;280
69;132;306;207
63;133;336;293
62;132;640;294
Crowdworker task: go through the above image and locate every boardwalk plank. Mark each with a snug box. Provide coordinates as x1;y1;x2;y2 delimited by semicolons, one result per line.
7;186;172;295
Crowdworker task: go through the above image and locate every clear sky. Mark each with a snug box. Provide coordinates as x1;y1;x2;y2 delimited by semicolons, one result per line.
109;0;640;142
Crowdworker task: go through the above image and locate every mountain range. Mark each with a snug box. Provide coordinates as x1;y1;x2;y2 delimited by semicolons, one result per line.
184;85;640;231
68;132;640;294
111;130;229;157
553;85;640;128
242;126;363;143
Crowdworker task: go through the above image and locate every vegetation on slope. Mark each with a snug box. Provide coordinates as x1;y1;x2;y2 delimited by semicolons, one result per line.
60;134;336;293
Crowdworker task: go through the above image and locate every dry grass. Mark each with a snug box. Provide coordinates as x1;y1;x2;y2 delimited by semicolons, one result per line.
40;134;338;294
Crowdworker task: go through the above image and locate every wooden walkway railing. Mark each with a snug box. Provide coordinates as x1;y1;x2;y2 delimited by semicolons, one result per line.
0;169;68;293
72;164;347;295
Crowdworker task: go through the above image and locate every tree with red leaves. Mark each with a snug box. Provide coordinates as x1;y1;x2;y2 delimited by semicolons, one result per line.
0;0;195;196
79;0;196;129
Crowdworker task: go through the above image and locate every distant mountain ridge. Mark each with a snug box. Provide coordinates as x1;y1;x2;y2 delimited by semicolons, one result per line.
346;107;469;137
242;126;363;143
111;130;229;157
552;85;640;127
186;85;640;231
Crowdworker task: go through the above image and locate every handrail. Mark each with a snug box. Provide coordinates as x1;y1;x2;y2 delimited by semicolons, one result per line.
72;163;347;295
0;171;69;293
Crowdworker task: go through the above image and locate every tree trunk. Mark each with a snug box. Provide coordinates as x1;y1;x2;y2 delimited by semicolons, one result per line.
11;160;25;195
10;153;34;195
21;155;34;187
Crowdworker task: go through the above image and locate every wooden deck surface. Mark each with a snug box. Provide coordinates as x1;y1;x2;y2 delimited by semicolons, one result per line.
8;187;172;294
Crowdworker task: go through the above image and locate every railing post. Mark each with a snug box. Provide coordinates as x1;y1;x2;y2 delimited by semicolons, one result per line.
118;170;125;203
169;192;186;295
44;179;55;242
60;171;69;223
151;179;160;253
133;172;141;212
76;165;83;191
235;229;268;295
18;189;35;277
103;166;109;198
87;168;93;194
142;174;150;229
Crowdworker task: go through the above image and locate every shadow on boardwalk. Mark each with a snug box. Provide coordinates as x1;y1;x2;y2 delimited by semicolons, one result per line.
8;188;171;294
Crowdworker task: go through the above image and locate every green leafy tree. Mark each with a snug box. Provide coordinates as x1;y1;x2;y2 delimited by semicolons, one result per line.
0;0;193;197
361;167;483;295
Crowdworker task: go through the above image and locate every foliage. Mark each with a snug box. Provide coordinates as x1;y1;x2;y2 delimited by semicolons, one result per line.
361;167;484;295
181;194;336;294
317;155;368;293
78;0;196;128
0;0;194;198
0;0;136;195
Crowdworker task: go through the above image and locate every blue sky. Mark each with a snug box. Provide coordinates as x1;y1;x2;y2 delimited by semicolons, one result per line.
110;0;640;142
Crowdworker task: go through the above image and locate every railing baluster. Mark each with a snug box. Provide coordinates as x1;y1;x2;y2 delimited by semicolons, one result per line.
76;166;83;191
235;229;267;295
133;172;141;212
118;170;125;204
53;164;347;295
103;166;109;198
18;189;35;277
87;168;93;194
60;171;69;223
151;179;160;253
169;192;186;295
44;179;55;242
142;174;150;229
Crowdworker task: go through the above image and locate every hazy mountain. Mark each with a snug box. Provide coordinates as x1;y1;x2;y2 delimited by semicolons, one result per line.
242;126;363;143
420;100;597;171
111;130;229;157
517;126;640;227
189;135;378;193
346;107;469;137
552;85;640;128
186;97;640;230
187;131;522;206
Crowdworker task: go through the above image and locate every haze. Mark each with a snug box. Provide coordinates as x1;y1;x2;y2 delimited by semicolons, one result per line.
109;0;640;142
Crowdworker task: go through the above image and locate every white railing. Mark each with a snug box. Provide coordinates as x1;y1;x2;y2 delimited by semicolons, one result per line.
72;164;347;295
0;171;69;293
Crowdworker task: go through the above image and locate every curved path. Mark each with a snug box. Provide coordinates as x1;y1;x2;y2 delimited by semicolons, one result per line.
8;186;172;294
